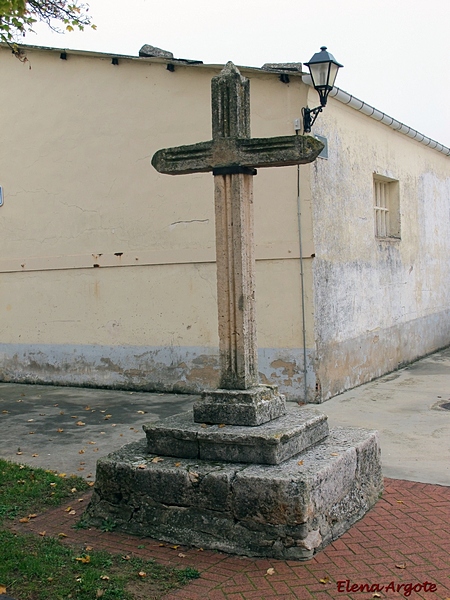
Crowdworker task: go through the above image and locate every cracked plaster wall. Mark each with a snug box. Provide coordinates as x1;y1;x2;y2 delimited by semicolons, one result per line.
309;91;450;401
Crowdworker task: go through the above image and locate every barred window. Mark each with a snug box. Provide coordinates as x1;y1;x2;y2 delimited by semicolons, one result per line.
373;175;400;239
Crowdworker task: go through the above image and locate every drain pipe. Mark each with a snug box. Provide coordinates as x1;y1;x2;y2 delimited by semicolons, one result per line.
295;139;309;403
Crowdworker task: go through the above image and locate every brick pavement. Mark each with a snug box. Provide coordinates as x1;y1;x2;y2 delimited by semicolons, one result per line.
12;478;450;600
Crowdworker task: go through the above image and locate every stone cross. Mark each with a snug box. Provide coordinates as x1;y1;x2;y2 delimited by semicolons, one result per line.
152;62;323;425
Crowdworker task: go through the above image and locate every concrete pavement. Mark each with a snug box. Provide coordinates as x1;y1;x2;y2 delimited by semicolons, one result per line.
0;346;449;485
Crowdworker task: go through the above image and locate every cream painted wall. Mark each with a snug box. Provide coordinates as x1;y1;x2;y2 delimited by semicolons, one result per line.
0;47;314;398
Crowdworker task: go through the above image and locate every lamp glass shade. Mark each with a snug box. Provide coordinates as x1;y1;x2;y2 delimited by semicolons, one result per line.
305;47;343;106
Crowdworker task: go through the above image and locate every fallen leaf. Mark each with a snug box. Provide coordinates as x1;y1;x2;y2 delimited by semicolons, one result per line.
87;473;93;478
171;545;179;549
16;451;23;455
88;482;95;487
68;510;76;515
47;577;53;581
319;577;330;584
93;448;99;452
85;546;94;551
200;423;208;428
178;553;186;558
111;424;117;427
76;421;85;427
71;487;77;493
28;431;35;435
57;428;64;433
79;450;85;454
19;465;25;469
65;507;73;512
96;590;104;598
59;411;64;415
2;410;9;414
50;482;57;487
138;571;147;578
88;441;96;445
396;500;406;504
330;453;339;456
137;464;146;469
77;468;85;472
84;406;91;411
58;473;67;478
39;531;46;536
58;533;68;538
266;567;275;575
122;555;131;560
188;472;199;483
77;498;84;502
19;517;30;523
27;419;34;422
32;453;39;457
197;548;204;552
395;562;407;569
151;457;164;463
175;462;181;467
158;543;165;547
0;586;6;595
100;410;106;413
100;575;110;581
75;555;91;564
137;410;145;414
80;462;86;465
297;460;304;465
28;514;37;519
218;424;226;428
39;413;45;416
373;594;382;598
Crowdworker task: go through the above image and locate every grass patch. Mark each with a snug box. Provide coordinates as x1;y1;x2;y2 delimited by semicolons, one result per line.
0;530;199;600
0;458;90;522
0;459;200;599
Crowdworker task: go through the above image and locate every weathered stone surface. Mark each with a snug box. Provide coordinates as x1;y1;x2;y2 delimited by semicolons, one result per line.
144;405;329;464
151;135;324;175
193;385;286;426
261;62;303;72
139;44;173;59
85;426;382;560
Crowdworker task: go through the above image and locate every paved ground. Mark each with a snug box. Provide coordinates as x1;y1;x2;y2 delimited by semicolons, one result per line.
305;347;450;486
1;347;450;599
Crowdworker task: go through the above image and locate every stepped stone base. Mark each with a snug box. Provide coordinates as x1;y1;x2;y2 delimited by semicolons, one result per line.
143;406;328;465
85;425;382;560
193;385;286;426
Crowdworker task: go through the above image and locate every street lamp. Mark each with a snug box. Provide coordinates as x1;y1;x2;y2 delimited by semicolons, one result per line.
302;47;343;133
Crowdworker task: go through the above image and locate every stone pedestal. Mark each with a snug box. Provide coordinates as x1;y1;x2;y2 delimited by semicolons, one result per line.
85;407;383;560
144;405;328;465
193;385;286;426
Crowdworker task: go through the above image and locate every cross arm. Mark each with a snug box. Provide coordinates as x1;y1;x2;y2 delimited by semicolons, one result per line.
236;135;324;168
152;140;214;175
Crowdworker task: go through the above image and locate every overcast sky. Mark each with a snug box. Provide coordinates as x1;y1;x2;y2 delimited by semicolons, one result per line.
24;0;450;148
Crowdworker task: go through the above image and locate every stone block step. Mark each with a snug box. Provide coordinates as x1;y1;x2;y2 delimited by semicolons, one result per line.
143;405;329;465
85;426;382;560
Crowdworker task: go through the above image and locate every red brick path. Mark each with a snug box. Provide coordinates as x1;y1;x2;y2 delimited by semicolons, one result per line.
15;478;450;600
